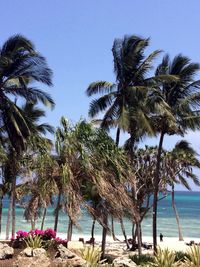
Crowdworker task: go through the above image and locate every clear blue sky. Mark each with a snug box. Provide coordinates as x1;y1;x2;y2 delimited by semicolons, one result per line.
1;0;200;190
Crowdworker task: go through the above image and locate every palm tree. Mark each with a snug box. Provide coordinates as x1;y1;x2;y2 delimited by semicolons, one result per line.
0;34;54;239
0;35;54;152
86;35;161;144
5;102;54;239
86;35;163;244
164;140;200;241
152;54;200;250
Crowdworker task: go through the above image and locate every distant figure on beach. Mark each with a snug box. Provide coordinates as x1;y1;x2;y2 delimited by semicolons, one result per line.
160;233;163;242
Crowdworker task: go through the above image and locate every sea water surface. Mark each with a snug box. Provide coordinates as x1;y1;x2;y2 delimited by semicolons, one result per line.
1;191;200;239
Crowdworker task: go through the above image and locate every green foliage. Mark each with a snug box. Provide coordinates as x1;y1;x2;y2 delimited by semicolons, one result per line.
129;254;154;265
80;246;104;267
24;234;43;249
174;251;189;262
184;246;200;266
149;247;179;267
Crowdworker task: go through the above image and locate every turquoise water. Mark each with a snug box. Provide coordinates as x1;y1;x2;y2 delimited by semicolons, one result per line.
1;191;200;239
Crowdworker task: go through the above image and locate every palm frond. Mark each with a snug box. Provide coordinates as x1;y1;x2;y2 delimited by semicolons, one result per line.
86;81;116;96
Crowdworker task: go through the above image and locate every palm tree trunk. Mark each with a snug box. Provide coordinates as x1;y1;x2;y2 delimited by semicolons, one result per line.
54;191;61;232
0;196;3;234
41;207;47;230
11;176;16;239
171;185;184;241
120;217;130;249
101;213;108;259
153;131;165;252
67;216;73;241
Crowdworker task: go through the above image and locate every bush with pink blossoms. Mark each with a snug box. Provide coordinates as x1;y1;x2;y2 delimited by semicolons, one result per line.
13;228;65;249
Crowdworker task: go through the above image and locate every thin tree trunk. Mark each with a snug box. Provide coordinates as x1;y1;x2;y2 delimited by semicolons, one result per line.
41;207;47;230
31;218;35;230
101;213;108;259
11;176;16;239
153;131;165;252
91;218;96;247
91;219;95;239
115;127;120;147
131;223;137;250
54;191;61;232
120;217;130;249
0;196;3;235
6;194;13;239
136;220;142;256
67;216;73;241
111;216;118;241
171;185;184;241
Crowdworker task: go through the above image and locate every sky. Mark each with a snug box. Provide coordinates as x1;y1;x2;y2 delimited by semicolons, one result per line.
1;0;200;190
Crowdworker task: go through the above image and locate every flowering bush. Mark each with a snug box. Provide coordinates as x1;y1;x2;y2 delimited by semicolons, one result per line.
13;228;66;249
15;228;56;241
54;237;68;246
43;228;56;240
16;230;29;240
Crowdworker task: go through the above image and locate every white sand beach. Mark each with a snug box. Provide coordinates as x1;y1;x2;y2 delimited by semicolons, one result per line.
56;233;200;254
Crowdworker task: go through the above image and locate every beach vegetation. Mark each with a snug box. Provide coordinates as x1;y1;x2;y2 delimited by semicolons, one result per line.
0;33;199;262
149;247;180;267
24;234;43;249
80;246;103;267
130;253;154;265
184;246;200;267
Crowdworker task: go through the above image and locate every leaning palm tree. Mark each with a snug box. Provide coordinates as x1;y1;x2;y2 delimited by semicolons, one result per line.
0;34;54;152
164;140;200;241
152;54;200;250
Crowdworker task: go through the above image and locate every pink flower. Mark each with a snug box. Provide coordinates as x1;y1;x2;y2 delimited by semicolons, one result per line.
16;230;28;239
44;228;56;239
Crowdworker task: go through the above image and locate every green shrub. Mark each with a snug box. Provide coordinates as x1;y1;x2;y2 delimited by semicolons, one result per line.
174;251;190;262
184;245;200;266
80;246;103;267
24;234;43;249
129;254;154;265
149;247;179;267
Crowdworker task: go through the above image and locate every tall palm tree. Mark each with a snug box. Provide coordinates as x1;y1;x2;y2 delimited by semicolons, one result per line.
0;34;54;239
0;34;54;153
152;54;200;250
164;140;200;241
86;35;161;144
86;35;164;244
5;102;54;239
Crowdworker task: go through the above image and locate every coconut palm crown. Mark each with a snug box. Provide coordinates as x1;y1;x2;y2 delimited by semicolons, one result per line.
0;35;54;152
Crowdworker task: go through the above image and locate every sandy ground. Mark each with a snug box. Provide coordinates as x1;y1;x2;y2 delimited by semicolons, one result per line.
57;234;200;253
1;233;200;254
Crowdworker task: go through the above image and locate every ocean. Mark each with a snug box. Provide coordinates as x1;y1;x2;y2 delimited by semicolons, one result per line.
1;191;200;239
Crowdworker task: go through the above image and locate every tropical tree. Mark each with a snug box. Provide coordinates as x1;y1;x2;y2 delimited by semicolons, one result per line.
0;34;54;152
5;102;54;239
86;35;161;145
152;54;200;250
86;35;164;243
164;140;200;241
0;34;54;239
